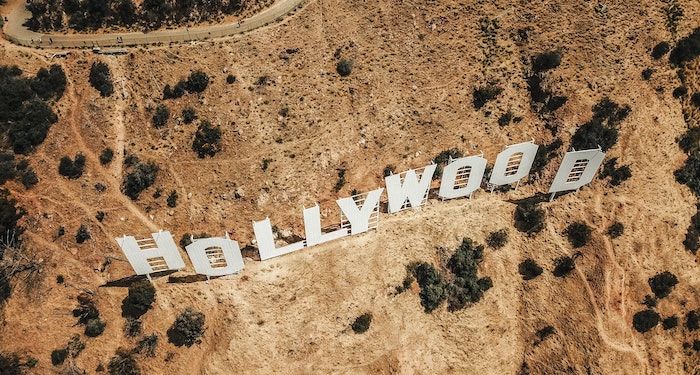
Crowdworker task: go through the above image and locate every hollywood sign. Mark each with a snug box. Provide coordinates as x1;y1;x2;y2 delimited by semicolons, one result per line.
115;141;605;280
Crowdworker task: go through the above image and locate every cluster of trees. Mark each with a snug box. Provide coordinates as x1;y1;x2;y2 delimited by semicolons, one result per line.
121;281;156;319
167;308;206;347
72;292;106;337
51;335;85;367
472;85;503;109
0;152;39;189
599;157;632;186
571;97;630;151
406;238;493;313
669;27;700;66
527;51;567;114
192;120;222;158
89;62;114;97
58;153;86;179
163;71;210;99
121;158;159;200
26;0;243;31
0;65;64;154
514;199;545;235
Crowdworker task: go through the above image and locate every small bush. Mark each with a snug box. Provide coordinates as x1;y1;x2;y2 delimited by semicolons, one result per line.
518;259;543;280
409;262;445;312
336;59;353;77
185;71;209;93
497;111;513;126
473;85;503;109
58;153;86;179
432;148;463;180
673;86;688;98
641;68;654;80
0;352;21;375
651;41;670;59
134;334;158;357
152;104;170;128
192;120;221;158
75;224;90;244
99;148;114;165
124;317;142;337
486;229;508;249
166;190;178;208
351;313;372;334
669;27;700;66
108;349;140;375
607;222;624;238
535;325;556;343
167;308;205;347
121;280;156;319
532;51;561;73
565;222;591;248
691;92;700;108
687;310;699;331
333;168;346;192
675;151;700;197
514;202;545;235
662;315;678;330
121;161;159;200
72;293;99;325
531;138;563;176
632;309;659;333
51;348;68;366
89;62;114;97
226;74;236;84
552;256;575;277
182;107;197;124
648;271;678;299
85;318;106;337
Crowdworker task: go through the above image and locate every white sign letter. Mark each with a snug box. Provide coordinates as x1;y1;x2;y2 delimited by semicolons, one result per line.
115;231;185;277
438;156;487;199
548;148;605;194
489;141;539;186
303;205;348;247
337;188;383;234
385;165;436;213
185;233;244;277
253;218;305;261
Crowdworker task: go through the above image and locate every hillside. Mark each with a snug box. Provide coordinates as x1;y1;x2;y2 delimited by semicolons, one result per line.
0;0;699;374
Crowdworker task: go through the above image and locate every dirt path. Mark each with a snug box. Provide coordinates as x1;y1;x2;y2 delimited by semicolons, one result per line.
2;0;307;49
104;57;128;182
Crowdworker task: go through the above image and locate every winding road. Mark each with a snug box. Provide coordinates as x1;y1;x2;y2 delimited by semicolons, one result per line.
1;0;306;49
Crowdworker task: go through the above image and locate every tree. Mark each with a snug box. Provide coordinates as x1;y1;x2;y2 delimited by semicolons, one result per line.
632;309;659;333
192;120;221;158
167;308;205;347
89;62;114;97
565;222;591;248
0;352;21;375
186;71;209;93
486;229;508;249
514;202;545;235
648;271;678;299
51;348;68;366
552;256;575;277
152;104;169;128
58;153;86;179
100;148;114;165
75;224;91;243
9;99;58;154
121;280;156;318
85;318;106;337
651;41;670;59
336;59;353;77
531;51;561;73
472;85;503;109
607;222;624;238
571;97;630;151
669;28;700;66
116;0;137;26
182;107;197;124
122;161;159;200
166;190;178;208
518;259;543;280
31;64;67;100
108;349;140;375
351;313;372;334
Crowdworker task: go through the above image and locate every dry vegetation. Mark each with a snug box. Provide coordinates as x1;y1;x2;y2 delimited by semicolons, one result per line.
0;0;699;373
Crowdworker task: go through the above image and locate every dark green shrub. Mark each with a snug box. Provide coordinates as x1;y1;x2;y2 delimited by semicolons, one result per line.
95;211;105;222
123;317;142;337
99;148;114;165
182;107;197;124
687;310;699;331
641;68;654;80
518;259;543;280
651;41;670;59
192;120;221;158
185;71;209;93
9;98;58;154
648;271;678;299
672;86;687;98
351;313;372;334
409;262;445;312
607;222;624;238
333;169;346;192
691;92;700;107
473;85;503;109
152;104;169;128
514;202;545;235
669;27;700;66
134;334;158;357
85;318;106;337
108;349;140;375
632;309;659;333
565;222;591;248
167;308;206;347
675;151;700;197
486;229;508;249
532;51;561;73
51;348;68;366
0;152;16;184
432;148;463;180
121;161;159;200
31;64;66;100
552;256;575;277
58;153;86;179
226;74;236;84
0;352;21;375
179;232;210;248
89;62;114;97
535;325;556;343
75;224;90;244
0;189;24;241
571;97;630;151
336;59;353;77
121;280;156;319
662;315;678;330
497;111;513;126
166;190;178;208
72;293;99;325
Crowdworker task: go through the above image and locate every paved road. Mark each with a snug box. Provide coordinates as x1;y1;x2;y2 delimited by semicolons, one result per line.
1;0;305;49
